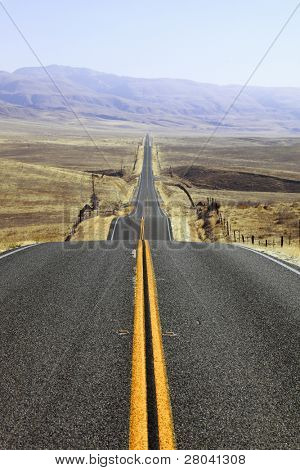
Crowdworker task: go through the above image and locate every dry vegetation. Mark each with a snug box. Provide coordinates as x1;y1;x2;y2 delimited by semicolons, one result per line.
1;118;299;267
0;158;90;251
157;135;300;179
0;122;143;251
154;135;300;266
0;132;141;173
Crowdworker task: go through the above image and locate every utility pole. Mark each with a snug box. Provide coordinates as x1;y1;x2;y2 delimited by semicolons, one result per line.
92;174;95;194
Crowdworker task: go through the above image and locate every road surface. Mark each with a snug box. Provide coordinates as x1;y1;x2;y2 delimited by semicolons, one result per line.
152;242;299;449
108;134;172;242
0;135;299;449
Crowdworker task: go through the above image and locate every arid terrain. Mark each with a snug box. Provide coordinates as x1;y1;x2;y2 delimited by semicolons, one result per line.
153;135;300;265
0;121;143;251
1;119;299;266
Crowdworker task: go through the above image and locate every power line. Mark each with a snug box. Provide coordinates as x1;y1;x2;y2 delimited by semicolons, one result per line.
0;1;110;166
182;1;300;178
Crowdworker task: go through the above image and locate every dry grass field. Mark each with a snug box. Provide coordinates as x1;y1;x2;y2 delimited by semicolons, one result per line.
1;117;299;267
0;129;141;173
0;122;143;251
154;136;300;265
0;157;140;251
157;135;300;180
0;158;90;251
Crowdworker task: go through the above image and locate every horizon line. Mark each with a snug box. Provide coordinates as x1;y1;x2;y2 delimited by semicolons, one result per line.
1;64;300;90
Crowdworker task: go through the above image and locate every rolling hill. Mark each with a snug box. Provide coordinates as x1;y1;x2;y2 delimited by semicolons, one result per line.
1;65;300;133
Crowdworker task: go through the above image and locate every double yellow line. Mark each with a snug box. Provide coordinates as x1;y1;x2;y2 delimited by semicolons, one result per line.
129;218;176;450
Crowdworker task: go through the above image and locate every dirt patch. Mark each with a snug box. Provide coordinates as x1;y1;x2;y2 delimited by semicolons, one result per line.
157;135;300;180
169;166;300;193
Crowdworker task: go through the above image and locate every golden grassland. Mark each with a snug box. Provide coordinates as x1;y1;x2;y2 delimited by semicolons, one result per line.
0;158;91;251
153;137;300;265
71;215;115;242
1;121;300;267
156;135;300;180
71;144;144;241
0;131;143;251
0;117;148;141
0;136;140;172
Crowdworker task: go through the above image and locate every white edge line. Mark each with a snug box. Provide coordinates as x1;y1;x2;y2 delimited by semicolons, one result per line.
131;179;141;217
167;218;172;241
0;244;37;261
110;216;120;241
154;185;172;241
238;245;300;276
150;147;172;241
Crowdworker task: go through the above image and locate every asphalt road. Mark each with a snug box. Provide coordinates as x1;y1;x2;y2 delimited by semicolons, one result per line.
108;134;172;242
0;135;299;449
0;242;135;449
151;242;300;449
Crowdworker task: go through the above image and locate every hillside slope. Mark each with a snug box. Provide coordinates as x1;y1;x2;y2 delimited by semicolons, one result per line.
1;65;300;132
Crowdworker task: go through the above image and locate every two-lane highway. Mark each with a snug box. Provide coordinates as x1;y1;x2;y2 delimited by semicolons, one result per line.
108;135;172;241
0;135;299;449
0;242;135;449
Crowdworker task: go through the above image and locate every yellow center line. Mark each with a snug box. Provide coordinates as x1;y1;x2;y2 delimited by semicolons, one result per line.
129;219;176;450
144;240;176;450
129;237;148;450
140;217;145;241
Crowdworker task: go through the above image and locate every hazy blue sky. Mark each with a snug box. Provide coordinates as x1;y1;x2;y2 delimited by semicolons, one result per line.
0;0;299;86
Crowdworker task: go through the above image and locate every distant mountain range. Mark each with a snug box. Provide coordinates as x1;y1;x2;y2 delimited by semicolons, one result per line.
1;65;300;133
